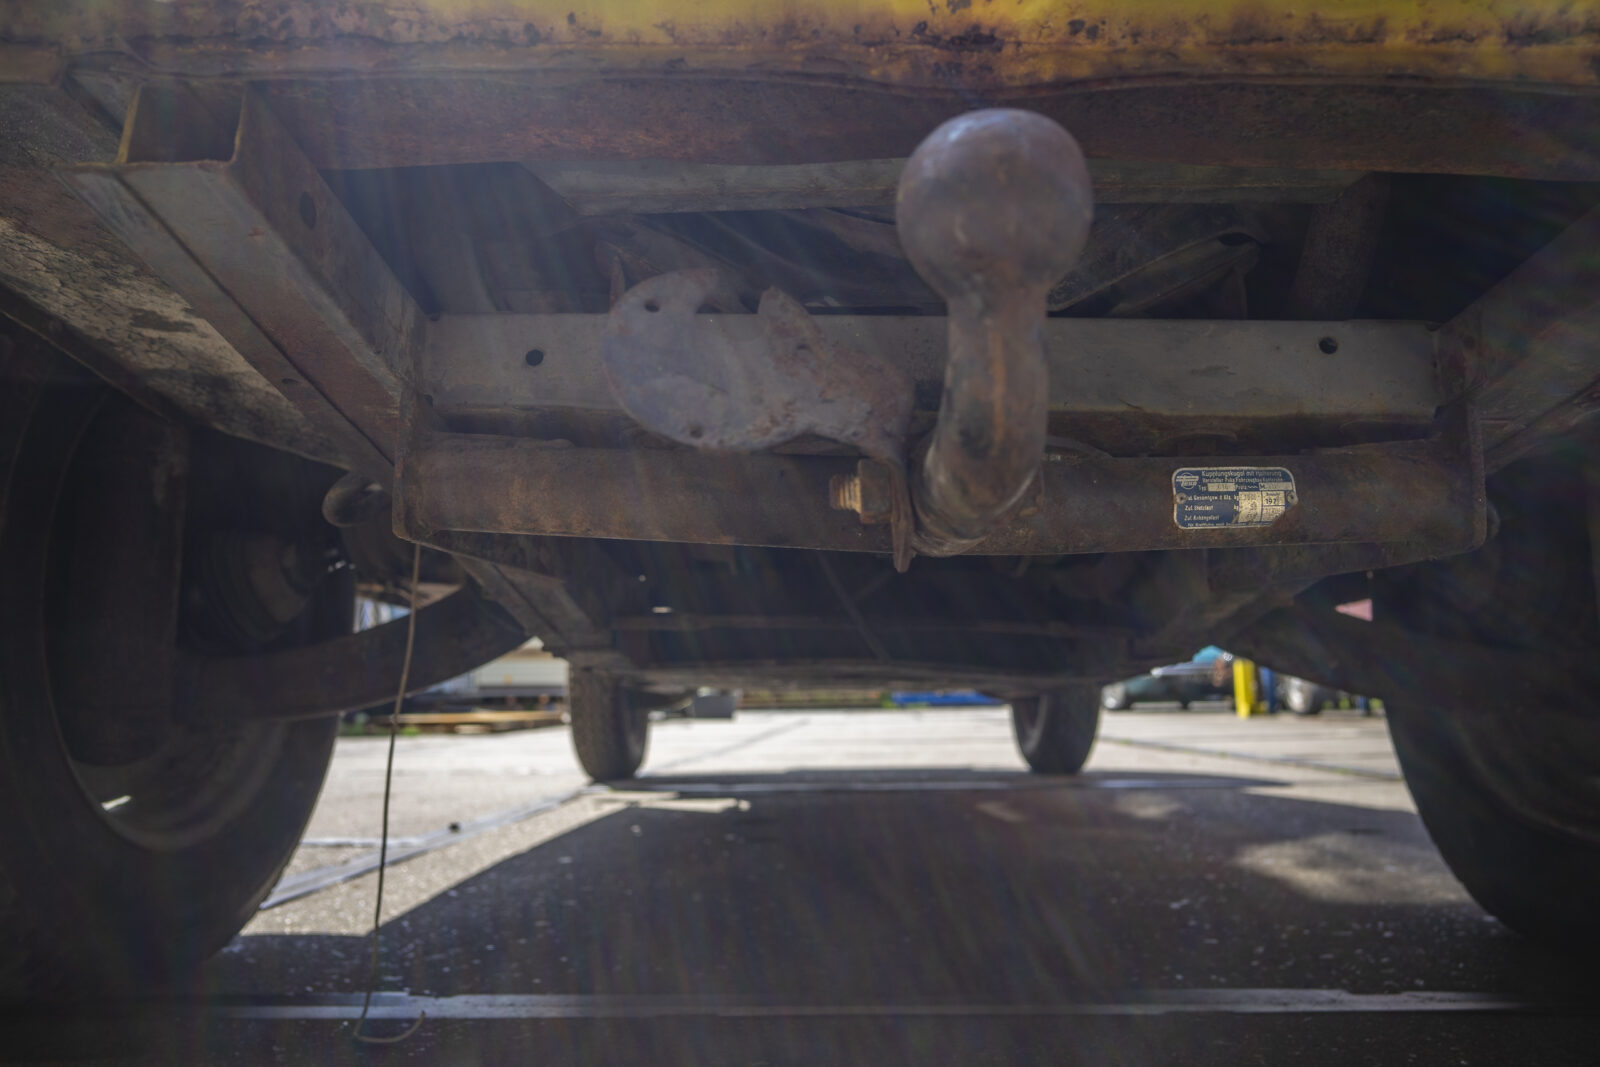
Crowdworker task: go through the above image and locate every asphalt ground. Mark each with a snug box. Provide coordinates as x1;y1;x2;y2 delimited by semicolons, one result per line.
12;705;1599;1065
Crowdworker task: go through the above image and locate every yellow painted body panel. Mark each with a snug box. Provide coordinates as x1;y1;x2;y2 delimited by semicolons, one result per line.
4;0;1599;88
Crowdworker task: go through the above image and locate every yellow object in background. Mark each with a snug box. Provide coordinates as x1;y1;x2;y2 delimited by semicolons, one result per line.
1233;657;1260;718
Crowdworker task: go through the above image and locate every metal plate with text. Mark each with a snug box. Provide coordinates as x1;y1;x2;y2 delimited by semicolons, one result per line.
1173;467;1298;529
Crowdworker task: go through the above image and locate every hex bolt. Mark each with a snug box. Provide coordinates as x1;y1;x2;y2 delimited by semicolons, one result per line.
829;473;863;513
829;461;897;525
897;109;1093;553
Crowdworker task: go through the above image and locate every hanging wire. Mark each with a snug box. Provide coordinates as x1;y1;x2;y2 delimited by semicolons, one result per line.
352;542;426;1044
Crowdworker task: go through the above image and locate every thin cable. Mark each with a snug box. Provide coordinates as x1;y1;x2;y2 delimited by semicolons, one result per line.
816;553;890;662
352;542;426;1044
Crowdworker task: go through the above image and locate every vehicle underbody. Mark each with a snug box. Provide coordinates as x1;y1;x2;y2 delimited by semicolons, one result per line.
2;0;1599;987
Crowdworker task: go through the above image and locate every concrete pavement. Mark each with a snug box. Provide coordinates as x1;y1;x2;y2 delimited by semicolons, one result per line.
15;706;1599;1064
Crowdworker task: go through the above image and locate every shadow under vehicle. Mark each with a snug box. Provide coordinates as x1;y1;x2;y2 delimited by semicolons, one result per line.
2;0;1600;993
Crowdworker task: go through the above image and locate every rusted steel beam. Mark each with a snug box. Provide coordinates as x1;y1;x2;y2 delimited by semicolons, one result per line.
525;158;1364;215
248;80;1600;182
65;85;623;658
629;658;1117;693
177;586;529;723
63;85;415;482
398;425;1483;558
1441;203;1600;471
401;437;887;552
612;613;1125;639
426;314;1441;432
11;0;1599;92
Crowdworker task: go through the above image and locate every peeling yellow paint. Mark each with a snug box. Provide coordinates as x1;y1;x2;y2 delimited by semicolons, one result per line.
3;1;1599;87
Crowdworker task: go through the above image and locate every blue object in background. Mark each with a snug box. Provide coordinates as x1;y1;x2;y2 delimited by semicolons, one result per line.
890;690;1004;706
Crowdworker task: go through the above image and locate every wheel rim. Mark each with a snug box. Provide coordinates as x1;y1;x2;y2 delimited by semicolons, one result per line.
34;400;300;853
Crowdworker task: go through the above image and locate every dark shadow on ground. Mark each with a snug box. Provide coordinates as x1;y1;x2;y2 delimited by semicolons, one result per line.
10;767;1599;1065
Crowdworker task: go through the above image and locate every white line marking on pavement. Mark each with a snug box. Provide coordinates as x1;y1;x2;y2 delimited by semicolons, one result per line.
262;787;591;909
625;776;1263;795
1098;735;1402;780
209;989;1582;1020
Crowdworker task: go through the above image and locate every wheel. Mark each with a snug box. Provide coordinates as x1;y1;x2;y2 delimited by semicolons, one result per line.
569;669;649;780
1374;451;1600;946
1177;699;1191;710
0;355;348;995
1101;683;1129;710
1011;688;1100;775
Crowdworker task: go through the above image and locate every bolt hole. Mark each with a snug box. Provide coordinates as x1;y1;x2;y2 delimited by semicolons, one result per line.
298;192;317;230
644;300;660;313
1318;336;1339;355
524;348;545;367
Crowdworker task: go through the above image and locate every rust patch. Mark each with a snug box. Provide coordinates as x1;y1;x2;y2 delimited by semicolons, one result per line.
129;308;197;334
4;1;1600;92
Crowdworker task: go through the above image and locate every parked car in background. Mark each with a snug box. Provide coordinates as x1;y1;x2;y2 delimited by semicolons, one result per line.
1102;648;1233;710
1278;675;1376;716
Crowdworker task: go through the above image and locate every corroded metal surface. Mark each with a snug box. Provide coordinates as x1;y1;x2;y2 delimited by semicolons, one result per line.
260;77;1600;180
64;87;418;480
178;585;529;722
896;110;1092;555
426;312;1441;434
4;1;1598;88
526;158;1361;215
0;84;328;463
601;270;913;462
603;268;917;566
398;429;1482;558
1440;202;1600;471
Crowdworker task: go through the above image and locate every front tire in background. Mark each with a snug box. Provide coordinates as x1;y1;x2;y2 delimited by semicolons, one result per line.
568;669;649;781
1012;688;1100;774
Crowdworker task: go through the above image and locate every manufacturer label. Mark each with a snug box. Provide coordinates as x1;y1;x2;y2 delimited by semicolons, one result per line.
1173;467;1297;529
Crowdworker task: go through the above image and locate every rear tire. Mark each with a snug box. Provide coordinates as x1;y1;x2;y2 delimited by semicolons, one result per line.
569;669;649;780
1384;693;1600;946
1374;451;1600;947
0;359;346;996
1012;688;1100;775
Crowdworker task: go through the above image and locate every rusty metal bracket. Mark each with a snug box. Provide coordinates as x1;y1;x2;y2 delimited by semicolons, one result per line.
61;83;624;661
602;269;913;460
397;415;1483;560
602;268;918;567
1439;202;1600;471
177;584;528;723
62;84;415;484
